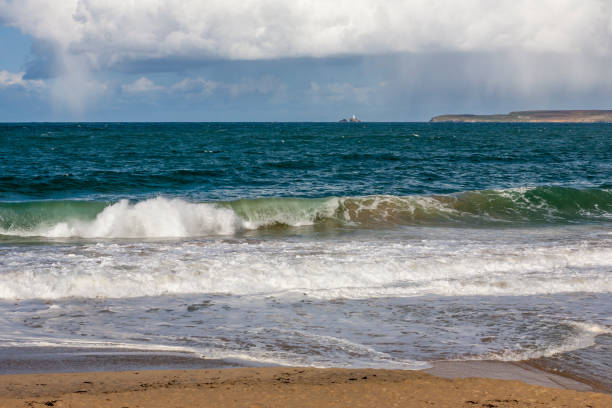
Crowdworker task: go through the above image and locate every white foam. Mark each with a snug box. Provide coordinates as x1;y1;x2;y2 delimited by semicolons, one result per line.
0;334;427;370
2;197;343;238
472;322;612;361
203;328;427;369
11;197;246;238
1;234;610;300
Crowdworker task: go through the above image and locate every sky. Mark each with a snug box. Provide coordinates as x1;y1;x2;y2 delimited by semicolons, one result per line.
1;0;612;121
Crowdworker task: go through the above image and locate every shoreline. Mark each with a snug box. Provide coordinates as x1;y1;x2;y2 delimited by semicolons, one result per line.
0;347;610;407
1;366;610;408
0;346;597;391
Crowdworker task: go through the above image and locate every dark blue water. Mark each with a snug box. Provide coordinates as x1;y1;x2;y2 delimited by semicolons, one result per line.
1;123;610;201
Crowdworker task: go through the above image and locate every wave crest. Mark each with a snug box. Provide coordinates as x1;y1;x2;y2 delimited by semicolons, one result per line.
2;198;244;238
1;187;610;238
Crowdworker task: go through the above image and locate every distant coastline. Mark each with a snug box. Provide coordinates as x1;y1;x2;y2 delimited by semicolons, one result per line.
430;110;612;123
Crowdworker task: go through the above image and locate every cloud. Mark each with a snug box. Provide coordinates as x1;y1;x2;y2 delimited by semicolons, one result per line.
2;1;612;117
0;70;44;89
309;81;389;104
120;75;259;98
2;0;611;71
170;77;217;95
121;76;164;93
122;75;284;99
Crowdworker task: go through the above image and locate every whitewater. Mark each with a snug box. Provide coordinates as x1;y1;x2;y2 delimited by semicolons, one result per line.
0;122;610;386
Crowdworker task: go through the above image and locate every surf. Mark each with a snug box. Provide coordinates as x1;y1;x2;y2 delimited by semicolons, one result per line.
0;186;610;238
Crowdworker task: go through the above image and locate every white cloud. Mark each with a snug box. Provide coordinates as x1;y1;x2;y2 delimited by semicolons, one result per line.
119;75;283;99
2;1;612;114
1;0;611;67
49;55;108;113
121;76;164;93
0;70;44;90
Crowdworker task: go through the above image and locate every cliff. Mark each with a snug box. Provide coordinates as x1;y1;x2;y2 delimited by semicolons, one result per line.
430;110;612;123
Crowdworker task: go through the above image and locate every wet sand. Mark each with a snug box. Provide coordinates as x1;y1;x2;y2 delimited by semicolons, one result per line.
424;360;594;391
1;366;611;408
0;347;247;375
0;347;610;407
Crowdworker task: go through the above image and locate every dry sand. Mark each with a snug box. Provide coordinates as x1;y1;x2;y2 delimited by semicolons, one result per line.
1;366;611;408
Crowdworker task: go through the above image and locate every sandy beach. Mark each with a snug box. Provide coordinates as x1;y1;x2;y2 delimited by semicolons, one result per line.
1;365;611;408
0;348;610;407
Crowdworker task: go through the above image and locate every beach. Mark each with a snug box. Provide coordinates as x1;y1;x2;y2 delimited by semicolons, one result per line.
2;368;610;407
1;348;611;408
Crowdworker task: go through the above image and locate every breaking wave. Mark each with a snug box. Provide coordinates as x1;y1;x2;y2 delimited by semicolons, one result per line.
0;187;610;238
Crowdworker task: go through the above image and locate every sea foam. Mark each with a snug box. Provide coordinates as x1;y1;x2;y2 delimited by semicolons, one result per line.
1;233;610;300
11;197;245;238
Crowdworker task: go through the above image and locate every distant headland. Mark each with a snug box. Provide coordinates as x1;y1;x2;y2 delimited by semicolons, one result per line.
430;110;612;123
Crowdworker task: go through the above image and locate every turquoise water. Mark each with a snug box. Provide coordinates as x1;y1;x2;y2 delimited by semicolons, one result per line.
0;123;610;386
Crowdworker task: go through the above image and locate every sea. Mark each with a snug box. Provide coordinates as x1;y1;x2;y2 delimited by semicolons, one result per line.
0;123;610;387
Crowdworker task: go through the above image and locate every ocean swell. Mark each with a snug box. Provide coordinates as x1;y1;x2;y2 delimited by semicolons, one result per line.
0;187;610;238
